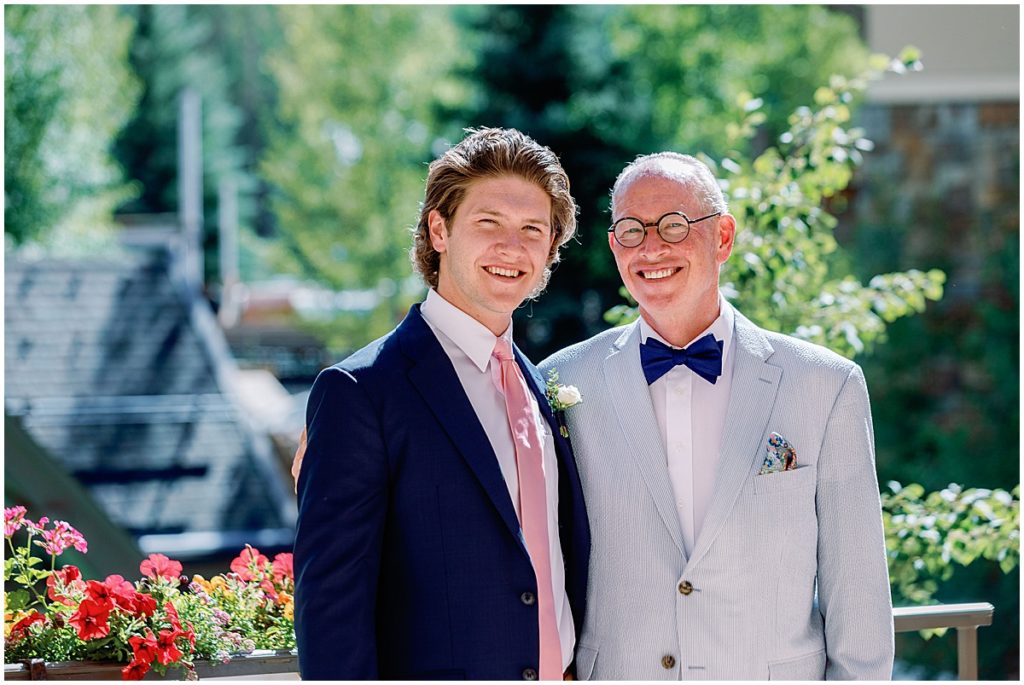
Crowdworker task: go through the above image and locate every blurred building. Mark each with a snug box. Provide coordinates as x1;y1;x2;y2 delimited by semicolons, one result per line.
5;236;296;568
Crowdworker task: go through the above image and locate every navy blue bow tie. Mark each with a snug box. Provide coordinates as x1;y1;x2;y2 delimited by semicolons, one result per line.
639;334;724;385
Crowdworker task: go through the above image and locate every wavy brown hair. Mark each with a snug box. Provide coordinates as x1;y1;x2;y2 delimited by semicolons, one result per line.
411;127;577;292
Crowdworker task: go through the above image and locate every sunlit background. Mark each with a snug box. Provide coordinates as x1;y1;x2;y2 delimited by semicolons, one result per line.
4;5;1018;679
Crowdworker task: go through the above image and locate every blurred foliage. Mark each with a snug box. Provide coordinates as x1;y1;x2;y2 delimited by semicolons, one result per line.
843;69;1020;677
4;5;139;250
883;482;1019;610
112;6;282;285
259;6;469;347
605;50;946;359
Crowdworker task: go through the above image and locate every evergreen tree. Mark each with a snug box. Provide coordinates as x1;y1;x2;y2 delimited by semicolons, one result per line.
260;6;467;349
5;5;138;248
112;5;256;284
450;5;871;357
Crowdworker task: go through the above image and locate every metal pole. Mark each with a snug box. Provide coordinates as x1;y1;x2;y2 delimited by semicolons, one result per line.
956;626;979;680
218;178;239;327
178;88;203;292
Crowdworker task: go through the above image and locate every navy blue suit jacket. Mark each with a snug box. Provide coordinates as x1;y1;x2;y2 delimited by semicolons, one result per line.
294;305;590;679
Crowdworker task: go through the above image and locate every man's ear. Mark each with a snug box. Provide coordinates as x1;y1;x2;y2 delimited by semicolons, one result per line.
716;213;736;265
428;209;448;253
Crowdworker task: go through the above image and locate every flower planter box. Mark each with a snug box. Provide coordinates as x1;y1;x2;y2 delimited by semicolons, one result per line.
3;649;299;680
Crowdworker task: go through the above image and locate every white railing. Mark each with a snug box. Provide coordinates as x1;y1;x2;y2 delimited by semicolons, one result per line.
4;603;996;680
893;602;995;680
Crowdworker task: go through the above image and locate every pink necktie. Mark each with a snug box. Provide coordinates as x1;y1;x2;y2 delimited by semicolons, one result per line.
491;338;562;680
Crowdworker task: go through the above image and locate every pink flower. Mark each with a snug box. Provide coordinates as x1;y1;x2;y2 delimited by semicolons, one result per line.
272;553;294;584
47;565;85;606
230;546;269;582
69;598;112;640
25;515;49;532
35;520;88;556
4;506;27;537
140;553;183;580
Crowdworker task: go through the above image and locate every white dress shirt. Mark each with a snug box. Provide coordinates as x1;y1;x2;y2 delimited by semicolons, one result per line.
639;293;736;560
420;288;574;670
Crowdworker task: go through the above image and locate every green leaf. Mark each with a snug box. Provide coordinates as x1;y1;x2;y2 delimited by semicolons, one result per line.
5;589;31;611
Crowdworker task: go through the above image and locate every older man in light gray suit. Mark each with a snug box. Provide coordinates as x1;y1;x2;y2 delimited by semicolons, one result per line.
541;152;893;680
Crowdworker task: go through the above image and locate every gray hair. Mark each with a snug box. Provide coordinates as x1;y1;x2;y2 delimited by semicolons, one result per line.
610;152;727;217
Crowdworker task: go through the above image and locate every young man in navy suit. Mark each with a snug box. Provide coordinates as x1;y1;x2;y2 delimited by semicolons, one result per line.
293;128;590;680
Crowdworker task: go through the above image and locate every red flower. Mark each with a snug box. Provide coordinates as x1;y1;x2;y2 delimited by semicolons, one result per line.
9;611;46;638
164;601;182;631
272;553;294;584
121;659;151;680
132;591;157;617
69;598;112;640
84;579;111;603
129;631;159;664
139;553;183;580
155;629;184;665
46;565;85;606
230;545;269;581
102;574;138;611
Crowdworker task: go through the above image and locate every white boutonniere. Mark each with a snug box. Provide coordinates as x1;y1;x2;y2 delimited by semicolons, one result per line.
545;368;582;438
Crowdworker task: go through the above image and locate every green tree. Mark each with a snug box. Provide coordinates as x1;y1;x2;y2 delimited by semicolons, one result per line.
4;5;139;248
260;6;468;350
113;5;268;284
450;5;873;358
604;52;945;359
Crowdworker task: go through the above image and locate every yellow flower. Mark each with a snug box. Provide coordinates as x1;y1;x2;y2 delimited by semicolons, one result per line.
210;576;228;592
276;592;293;607
5;610;29;638
192;574;213;593
283;602;294;621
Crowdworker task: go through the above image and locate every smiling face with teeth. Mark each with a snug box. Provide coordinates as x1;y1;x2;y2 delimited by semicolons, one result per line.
610;171;736;347
428;174;555;335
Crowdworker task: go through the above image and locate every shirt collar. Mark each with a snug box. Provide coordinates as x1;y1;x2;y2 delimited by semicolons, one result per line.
638;291;734;364
421;288;512;373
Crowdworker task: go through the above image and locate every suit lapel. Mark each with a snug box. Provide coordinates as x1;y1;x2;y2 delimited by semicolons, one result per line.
519;349;579;481
605;321;686;558
397;306;524;547
685;310;781;571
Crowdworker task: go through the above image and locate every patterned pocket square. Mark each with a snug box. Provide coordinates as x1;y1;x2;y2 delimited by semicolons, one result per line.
758;432;797;475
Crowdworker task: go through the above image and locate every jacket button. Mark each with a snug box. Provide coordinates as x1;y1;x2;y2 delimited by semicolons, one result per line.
678;581;693;595
662;655;676;669
522;667;538;680
521;591;536;606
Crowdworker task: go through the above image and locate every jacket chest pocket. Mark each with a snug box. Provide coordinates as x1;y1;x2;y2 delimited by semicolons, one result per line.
746;464;816;496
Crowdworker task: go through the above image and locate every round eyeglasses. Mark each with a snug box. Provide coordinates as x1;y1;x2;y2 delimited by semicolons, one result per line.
608;211;721;248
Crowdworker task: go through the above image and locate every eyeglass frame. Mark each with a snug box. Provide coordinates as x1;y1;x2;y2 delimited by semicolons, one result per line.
608;210;721;248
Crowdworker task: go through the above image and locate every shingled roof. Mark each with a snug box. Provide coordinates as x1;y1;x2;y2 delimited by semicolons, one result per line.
5;246;296;560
